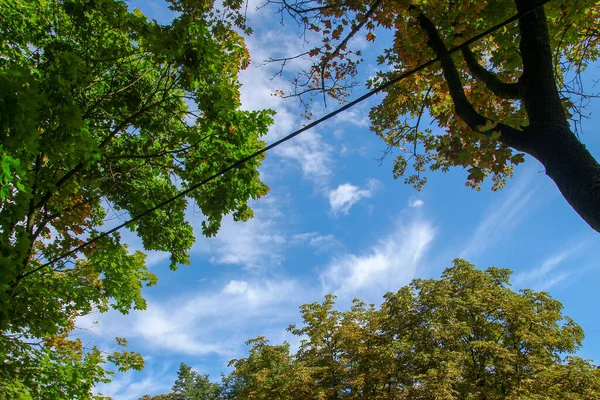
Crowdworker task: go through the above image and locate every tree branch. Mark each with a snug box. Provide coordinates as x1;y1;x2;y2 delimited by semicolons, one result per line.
461;46;522;99
412;6;532;153
413;6;486;128
104;135;209;161
279;0;340;15
324;0;383;64
515;0;568;129
33;94;173;213
316;0;382;105
32;192;106;243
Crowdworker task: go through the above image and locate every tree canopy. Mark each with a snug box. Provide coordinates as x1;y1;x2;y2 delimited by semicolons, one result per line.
269;0;600;232
228;259;600;399
0;0;272;396
140;362;221;400
171;363;221;400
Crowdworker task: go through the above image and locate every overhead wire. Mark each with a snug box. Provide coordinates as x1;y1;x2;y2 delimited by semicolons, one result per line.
23;0;551;278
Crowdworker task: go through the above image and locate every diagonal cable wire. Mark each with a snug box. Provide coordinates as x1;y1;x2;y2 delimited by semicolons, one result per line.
23;0;551;278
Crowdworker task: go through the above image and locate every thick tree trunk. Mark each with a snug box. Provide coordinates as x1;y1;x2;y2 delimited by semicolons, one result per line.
416;0;600;232
514;0;600;233
524;126;600;233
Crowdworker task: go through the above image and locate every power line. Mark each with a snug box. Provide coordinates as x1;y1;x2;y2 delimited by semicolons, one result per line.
23;0;551;278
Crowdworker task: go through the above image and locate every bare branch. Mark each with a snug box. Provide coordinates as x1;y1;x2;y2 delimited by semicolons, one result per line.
277;0;342;16
266;50;313;80
317;0;383;105
264;0;365;107
268;50;312;64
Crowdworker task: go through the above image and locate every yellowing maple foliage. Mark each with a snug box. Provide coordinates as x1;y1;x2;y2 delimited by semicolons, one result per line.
270;0;600;232
229;260;600;399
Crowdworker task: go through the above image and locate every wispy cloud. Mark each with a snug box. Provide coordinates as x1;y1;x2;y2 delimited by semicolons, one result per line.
95;361;174;400
328;179;381;215
238;34;336;190
191;195;288;270
205;214;286;269
291;232;340;254
276;131;334;189
461;167;545;258
136;278;302;356
513;250;571;289
330;103;370;129
321;216;436;302
86;278;305;362
512;240;592;291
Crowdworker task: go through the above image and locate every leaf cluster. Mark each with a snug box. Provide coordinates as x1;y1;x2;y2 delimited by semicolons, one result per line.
228;259;600;399
0;0;273;396
268;0;600;190
139;362;222;400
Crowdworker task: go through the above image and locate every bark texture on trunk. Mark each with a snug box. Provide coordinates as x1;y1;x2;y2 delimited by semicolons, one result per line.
412;0;600;232
514;0;600;232
524;125;600;233
418;0;600;233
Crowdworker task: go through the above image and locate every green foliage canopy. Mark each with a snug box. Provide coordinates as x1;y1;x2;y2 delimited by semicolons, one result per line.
172;362;221;400
140;362;221;400
0;0;273;397
229;259;600;399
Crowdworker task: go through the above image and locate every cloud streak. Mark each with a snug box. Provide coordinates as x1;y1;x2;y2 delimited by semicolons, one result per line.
86;278;306;363
461;167;544;258
239;33;336;191
189;194;288;270
321;216;436;302
95;362;174;400
408;197;424;208
512;239;595;291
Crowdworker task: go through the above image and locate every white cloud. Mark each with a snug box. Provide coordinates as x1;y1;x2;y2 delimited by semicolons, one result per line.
513;251;571;288
321;217;436;302
238;34;335;190
206;216;286;269
134;278;302;356
329;184;371;215
534;272;571;291
408;197;424;208
328;179;381;215
276;131;334;189
222;280;250;295
88;276;310;399
86;278;305;360
291;232;340;253
95;363;173;400
193;195;287;270
331;103;370;129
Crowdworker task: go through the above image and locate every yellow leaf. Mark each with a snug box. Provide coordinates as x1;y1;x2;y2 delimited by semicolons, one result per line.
476;119;498;132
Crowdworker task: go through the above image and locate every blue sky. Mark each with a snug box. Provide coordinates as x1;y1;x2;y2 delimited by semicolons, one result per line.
85;1;600;398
